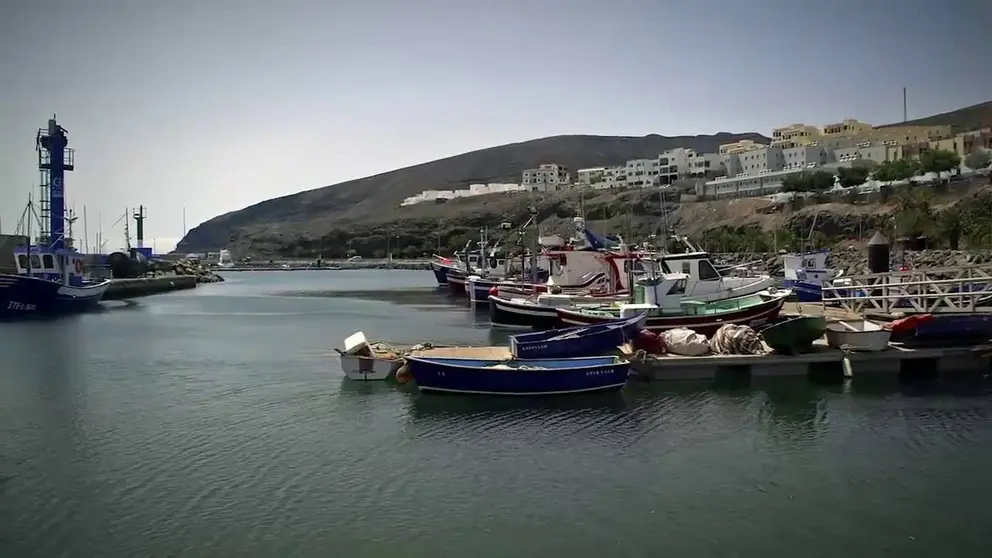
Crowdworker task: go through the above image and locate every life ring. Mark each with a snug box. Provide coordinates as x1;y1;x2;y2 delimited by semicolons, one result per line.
74;259;84;274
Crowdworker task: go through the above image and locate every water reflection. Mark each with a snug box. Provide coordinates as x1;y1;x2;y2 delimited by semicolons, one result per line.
407;390;631;420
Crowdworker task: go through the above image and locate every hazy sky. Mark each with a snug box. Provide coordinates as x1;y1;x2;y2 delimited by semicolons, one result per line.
1;0;990;253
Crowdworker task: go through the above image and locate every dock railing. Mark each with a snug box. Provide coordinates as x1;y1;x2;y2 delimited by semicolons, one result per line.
821;263;992;316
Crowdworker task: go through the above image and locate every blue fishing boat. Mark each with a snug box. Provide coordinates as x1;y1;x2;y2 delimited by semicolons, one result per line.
0;117;111;320
782;250;844;302
404;354;631;395
509;312;647;359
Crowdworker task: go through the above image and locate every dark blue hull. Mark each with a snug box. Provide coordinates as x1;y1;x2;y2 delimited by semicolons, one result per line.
405;355;630;395
899;314;992;346
430;262;452;285
0;274;109;321
784;280;824;302
488;295;558;330
509;314;646;359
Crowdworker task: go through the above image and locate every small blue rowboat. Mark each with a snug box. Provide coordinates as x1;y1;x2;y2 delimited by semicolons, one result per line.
404;355;631;396
509;312;648;359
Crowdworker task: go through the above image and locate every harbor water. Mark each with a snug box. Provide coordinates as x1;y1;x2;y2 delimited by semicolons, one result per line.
2;270;992;557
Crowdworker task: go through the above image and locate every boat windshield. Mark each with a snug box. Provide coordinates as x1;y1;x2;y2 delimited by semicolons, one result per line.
667;279;686;295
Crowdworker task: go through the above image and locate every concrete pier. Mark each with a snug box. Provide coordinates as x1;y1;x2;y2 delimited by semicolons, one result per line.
104;275;198;300
624;341;992;382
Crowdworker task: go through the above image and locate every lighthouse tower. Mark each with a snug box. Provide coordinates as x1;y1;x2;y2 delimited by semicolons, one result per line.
37;117;75;250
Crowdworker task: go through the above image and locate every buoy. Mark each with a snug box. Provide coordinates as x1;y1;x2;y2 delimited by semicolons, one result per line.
489;286;498;296
842;356;853;378
395;363;413;384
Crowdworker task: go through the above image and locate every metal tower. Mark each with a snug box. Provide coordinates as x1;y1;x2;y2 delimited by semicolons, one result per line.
37;117;74;250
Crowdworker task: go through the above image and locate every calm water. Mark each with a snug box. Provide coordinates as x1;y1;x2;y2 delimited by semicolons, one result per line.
2;270;992;557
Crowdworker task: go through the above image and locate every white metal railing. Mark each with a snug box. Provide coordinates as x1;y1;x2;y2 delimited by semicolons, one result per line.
821;263;992;315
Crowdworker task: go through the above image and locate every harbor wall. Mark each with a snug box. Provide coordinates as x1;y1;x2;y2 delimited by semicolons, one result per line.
104;275;198;300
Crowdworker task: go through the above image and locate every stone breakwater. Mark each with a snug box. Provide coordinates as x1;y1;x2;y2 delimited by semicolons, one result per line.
173;260;226;283
222;260;432;271
715;250;992;277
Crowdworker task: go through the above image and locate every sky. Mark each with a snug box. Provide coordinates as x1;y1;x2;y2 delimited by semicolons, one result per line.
1;0;990;254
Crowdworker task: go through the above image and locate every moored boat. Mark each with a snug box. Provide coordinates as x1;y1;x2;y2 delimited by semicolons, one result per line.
760;315;827;355
1;117;111;320
336;331;406;381
782;250;844;302
556;274;791;336
404;351;631;395
508;312;647;359
825;320;891;352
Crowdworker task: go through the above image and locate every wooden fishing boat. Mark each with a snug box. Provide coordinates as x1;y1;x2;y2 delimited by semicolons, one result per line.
556;274;791;337
825;320;891;352
509;312;647;359
404;351;631;396
760;315;827;355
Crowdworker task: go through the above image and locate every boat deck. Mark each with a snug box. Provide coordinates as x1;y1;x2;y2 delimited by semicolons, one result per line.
621;340;991;381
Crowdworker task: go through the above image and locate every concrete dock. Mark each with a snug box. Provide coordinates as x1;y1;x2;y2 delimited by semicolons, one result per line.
623;341;991;382
104;275;198;300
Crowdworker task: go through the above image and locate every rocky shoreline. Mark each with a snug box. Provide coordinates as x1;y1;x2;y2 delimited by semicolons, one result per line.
715;249;992;277
172;259;227;283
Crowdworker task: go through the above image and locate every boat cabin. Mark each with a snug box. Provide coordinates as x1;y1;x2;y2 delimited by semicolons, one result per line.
625;273;762;317
782;250;837;283
12;247;88;286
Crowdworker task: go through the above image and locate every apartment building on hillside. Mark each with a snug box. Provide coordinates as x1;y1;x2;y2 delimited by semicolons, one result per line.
719;139;766;155
522;163;571;192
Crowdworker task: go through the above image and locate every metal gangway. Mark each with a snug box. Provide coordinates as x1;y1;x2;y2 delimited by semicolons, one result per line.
821;263;992;316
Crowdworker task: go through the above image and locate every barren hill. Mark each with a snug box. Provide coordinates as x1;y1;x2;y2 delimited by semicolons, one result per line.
176;133;768;251
177;98;991;256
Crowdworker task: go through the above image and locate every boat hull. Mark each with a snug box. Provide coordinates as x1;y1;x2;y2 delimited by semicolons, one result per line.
0;274;110;320
447;270;468;296
783;279;824;302
339;354;403;381
430;261;454;285
556;294;788;337
509;314;646;359
405;355;630;396
761;316;827;355
489;295;560;330
824;322;891;352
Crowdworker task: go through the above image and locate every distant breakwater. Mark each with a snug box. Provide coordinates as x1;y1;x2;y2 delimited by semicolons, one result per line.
219;259;432;272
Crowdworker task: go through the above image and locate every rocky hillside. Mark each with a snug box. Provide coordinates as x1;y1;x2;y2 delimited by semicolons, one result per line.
177;98;991;257
177;132;769;252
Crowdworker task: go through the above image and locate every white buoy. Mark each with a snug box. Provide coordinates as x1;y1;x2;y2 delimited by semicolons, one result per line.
842;356;853;378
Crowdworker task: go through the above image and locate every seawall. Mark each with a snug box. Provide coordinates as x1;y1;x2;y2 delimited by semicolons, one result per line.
104;275;199;300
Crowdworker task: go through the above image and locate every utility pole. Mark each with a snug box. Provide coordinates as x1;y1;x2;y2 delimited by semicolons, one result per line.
903;87;908;122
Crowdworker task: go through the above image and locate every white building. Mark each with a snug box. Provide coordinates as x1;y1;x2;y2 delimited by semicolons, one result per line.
576;167;608;187
400;183;525;206
624;158;659;188
598;166;627;189
687;152;724;178
522;163;571;192
705;144;836;199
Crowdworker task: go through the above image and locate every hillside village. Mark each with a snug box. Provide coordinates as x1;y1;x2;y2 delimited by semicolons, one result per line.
400;118;992;207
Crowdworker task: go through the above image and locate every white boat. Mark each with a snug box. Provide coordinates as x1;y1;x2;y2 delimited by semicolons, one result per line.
336;331;405;381
825;320;891;352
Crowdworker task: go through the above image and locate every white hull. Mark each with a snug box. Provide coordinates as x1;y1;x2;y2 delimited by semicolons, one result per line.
340;354;403;381
683;276;775;302
825;321;891;352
